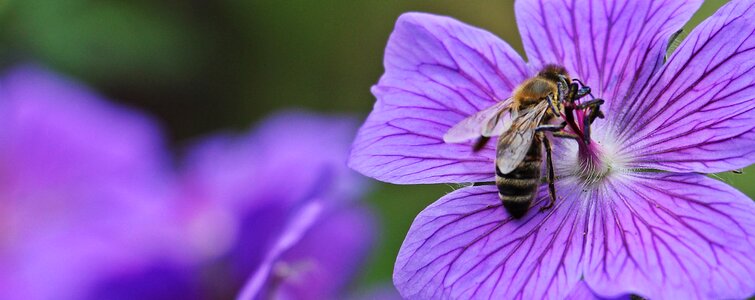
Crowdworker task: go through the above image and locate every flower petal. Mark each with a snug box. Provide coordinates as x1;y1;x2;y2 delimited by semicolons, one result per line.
183;111;363;211
350;12;531;184
394;185;586;299
238;199;325;300
516;0;701;116
275;204;375;299
584;173;755;299
85;264;201;300
613;1;755;172
0;65;176;300
238;200;375;300
564;281;628;300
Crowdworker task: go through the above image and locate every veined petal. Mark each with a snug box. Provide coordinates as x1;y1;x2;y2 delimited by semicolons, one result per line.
394;185;586;299
615;0;755;172
350;12;531;184
584;173;755;299
516;0;701;116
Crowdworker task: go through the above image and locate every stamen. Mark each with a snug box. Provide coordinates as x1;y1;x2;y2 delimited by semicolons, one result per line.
563;98;613;185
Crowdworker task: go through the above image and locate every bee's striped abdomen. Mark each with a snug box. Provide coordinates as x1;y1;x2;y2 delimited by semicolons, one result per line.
496;137;542;218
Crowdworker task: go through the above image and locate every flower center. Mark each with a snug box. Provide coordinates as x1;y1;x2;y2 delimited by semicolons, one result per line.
560;99;617;186
574;140;612;185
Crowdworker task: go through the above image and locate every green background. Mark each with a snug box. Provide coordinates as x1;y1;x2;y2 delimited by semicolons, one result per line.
0;0;745;294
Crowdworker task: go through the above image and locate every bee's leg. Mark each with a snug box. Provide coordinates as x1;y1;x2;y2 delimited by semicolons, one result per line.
552;132;580;140
472;136;491;152
575;98;605;110
586;100;606;125
540;137;557;212
575;98;606;131
538;123;580;140
535;122;566;132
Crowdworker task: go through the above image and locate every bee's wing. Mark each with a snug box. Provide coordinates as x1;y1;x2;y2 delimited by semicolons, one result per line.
443;98;514;143
496;101;550;174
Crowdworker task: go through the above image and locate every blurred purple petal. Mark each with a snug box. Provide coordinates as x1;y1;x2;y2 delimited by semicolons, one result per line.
0;66;176;299
350;12;531;184
516;0;701;116
178;111;365;263
68;110;375;300
394;185;586;299
234;198;378;300
615;1;755;173
239;199;325;300
0;66;376;300
268;203;375;299
174;111;376;299
85;263;202;300
585;173;755;299
182;111;363;213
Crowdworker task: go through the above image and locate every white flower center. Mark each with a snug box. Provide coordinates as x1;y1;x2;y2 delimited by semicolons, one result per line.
555;125;628;187
574;141;613;185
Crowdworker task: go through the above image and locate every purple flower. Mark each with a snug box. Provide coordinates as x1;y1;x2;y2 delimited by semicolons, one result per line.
349;1;755;299
89;112;378;300
0;65;381;300
184;112;377;300
0;66;177;300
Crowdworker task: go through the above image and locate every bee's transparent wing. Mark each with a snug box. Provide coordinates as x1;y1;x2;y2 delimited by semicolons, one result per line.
443;98;514;143
496;101;549;174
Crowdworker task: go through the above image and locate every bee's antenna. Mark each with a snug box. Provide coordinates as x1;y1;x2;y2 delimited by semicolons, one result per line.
571;78;586;86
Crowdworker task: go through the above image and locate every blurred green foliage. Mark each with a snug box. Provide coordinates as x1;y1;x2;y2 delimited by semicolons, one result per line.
0;0;744;294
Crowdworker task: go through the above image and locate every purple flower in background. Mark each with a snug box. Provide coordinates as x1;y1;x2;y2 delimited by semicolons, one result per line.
184;112;377;300
0;65;382;300
350;0;755;299
89;112;378;300
0;66;178;300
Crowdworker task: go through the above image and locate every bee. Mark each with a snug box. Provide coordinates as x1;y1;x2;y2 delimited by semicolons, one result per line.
443;64;603;218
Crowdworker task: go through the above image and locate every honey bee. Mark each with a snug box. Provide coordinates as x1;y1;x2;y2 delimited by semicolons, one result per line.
444;64;603;218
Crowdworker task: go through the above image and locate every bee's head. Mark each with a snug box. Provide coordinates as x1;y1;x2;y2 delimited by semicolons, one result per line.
537;64;569;84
